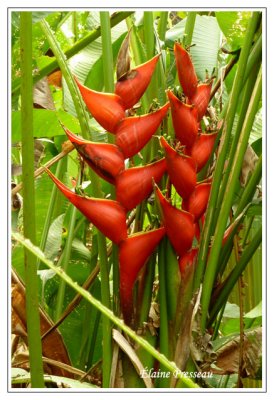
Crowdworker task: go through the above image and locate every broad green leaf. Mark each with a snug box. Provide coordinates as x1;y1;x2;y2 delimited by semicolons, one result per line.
216;11;252;50
222;302;240;318
44;214;65;260
12;109;80;142
165;15;221;80
245;301;262;319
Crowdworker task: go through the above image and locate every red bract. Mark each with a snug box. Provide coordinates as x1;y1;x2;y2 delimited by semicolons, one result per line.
115;103;169;159
160;136;196;199
119;227;166;324
183;182;211;222
75;76;125;133
116;158;166;211
186;132;217;172
179;248;198;277
167;89;198;148
115;54;160;110
174;42;198;98
188;82;212;121
155;184;195;257
64;128;125;184
45;169;127;244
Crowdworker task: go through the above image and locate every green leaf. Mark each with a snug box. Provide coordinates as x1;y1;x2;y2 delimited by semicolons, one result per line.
12;109;80;143
44;214;65;261
245;301;262;319
216;11;252;49
165;15;221;80
222;302;240;318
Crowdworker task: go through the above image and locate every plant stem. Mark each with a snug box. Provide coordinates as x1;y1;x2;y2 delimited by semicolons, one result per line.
200;66;262;331
20;11;45;388
100;11;115;93
12;11;134;96
13;231;199;388
208;227;262;324
157;12;168;42
194;12;261;294
183;12;196;47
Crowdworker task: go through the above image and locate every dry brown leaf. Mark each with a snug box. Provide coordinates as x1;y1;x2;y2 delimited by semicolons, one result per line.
116;30;131;81
210;327;262;378
240;145;259;187
11;271;72;378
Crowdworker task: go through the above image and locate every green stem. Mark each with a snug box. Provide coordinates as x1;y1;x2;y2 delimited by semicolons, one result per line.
12;232;199;389
215;63;260;217
194;12;261;293
54;204;78;320
157;12;168;42
144;12;155;60
40;19;90;137
200;67;262;331
183;12;196;47
12;11;134;96
208;227;262;325
20;11;44;388
38;158;66;269
100;11;115;93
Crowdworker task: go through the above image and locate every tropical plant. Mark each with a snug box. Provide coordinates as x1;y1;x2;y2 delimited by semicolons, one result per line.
11;10;263;389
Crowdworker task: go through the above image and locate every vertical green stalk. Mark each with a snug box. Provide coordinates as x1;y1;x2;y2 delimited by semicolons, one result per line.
200;67;262;331
157;12;168;42
183;12;196;47
194;12;261;292
20;11;45;388
99;10;114;387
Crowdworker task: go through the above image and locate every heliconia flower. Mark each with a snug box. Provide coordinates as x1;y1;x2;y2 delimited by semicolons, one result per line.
115;103;170;159
167;90;199;148
116;158;166;211
174;42;198;98
64;127;125;184
188;82;212;121
74;76;125;133
119;227;166;324
155;184;195;257
45;168;127;244
160;136;196;199
179;248;198;277
186;132;217;172
115;54;160;110
183;182;211;222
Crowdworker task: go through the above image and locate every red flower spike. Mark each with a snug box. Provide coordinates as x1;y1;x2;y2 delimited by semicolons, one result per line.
155;184;195;257
115;103;170;159
160;136;196;199
188;82;212;121
45;169;127;244
115;54;160;110
179;248;198;277
186;132;217;172
167;90;199;148
174;42;198;98
183;182;211;222
64;128;125;184
116;158;166;211
119;227;166;324
75;76;125;133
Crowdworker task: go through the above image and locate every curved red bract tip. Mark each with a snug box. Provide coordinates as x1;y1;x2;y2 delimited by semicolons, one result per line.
183;182;211;222
167;90;199;148
116;158;167;211
64;127;125;184
74;76;125;133
160;136;196;199
115;54;160;110
45;168;127;244
115;102;169;159
188;82;212;121
155;184;195;257
174;42;198;98
119;227;166;324
186;132;217;172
